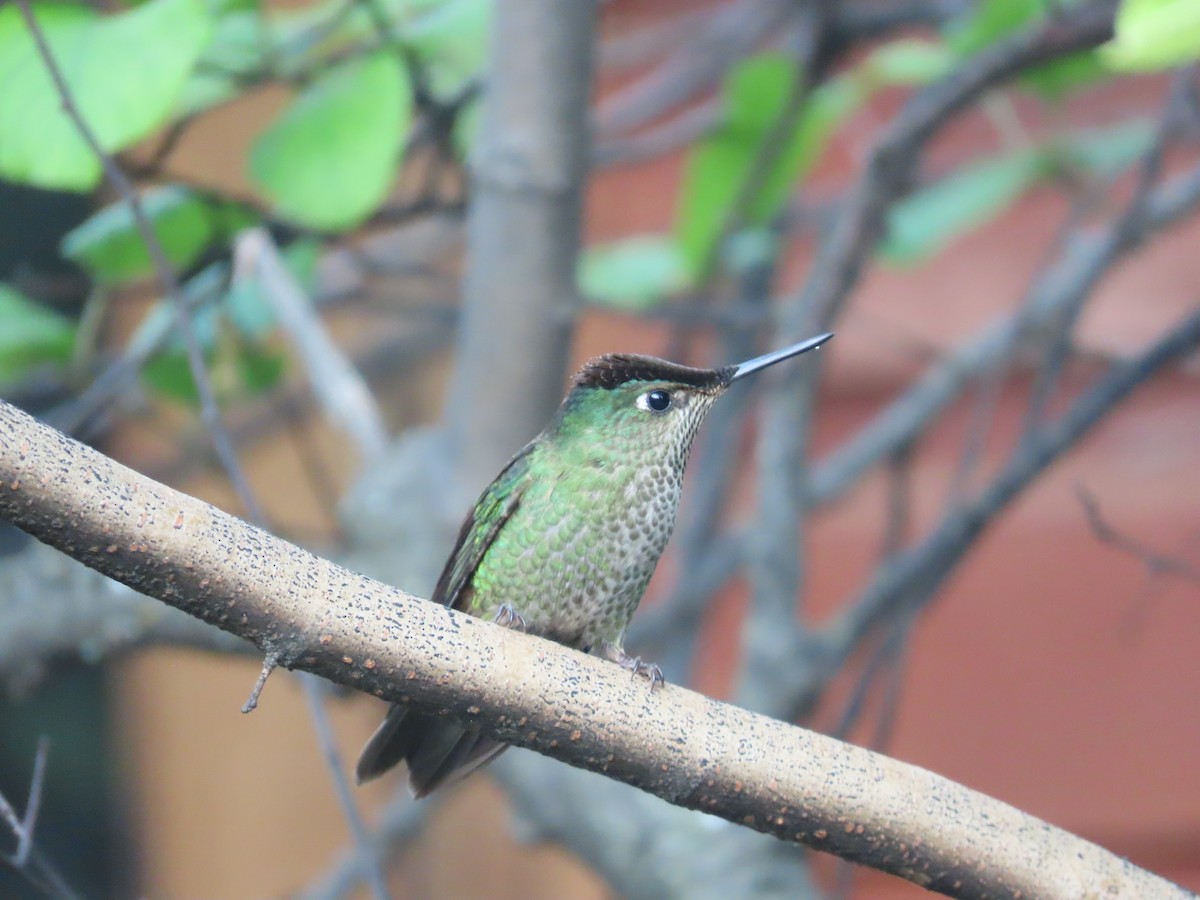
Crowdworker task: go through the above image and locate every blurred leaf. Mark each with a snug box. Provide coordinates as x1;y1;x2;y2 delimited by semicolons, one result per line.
61;186;234;283
945;0;1104;99
452;96;482;160
1062;120;1155;174
579;236;688;311
226;238;320;336
881;151;1046;265
0;0;212;190
250;52;409;230
141;351;201;404
945;0;1044;57
1018;51;1108;99
407;0;491;98
1101;0;1200;71
177;0;263;116
237;344;287;392
861;39;954;86
0;284;76;383
141;335;286;406
676;55;861;277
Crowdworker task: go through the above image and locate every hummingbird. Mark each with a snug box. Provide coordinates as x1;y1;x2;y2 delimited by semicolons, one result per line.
355;332;833;795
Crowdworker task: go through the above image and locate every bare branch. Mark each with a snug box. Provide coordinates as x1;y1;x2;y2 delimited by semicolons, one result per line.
741;2;1118;721
234;229;389;468
814;308;1200;707
444;0;600;489
594;0;793;140
301;676;391;900
0;402;1189;898
0;742;79;900
1077;486;1200;586
295;792;431;900
807;158;1200;508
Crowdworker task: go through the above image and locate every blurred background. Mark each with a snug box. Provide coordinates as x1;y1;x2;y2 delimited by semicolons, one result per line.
1;0;1198;897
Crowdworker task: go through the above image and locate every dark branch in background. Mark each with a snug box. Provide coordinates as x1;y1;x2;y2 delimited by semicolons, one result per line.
443;0;600;491
808;308;1200;717
301;676;392;900
1077;486;1200;585
806;155;1200;510
0;401;1189;899
794;0;1118;332
1017;72;1188;440
295;793;433;900
743;1;1119;720
594;0;792;141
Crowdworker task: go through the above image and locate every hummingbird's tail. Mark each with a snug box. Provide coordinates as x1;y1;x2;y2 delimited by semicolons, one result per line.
355;703;508;797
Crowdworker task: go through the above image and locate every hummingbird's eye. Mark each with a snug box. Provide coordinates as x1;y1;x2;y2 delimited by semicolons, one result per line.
638;389;673;413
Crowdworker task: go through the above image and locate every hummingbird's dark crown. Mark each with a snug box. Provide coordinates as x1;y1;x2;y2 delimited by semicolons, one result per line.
573;354;731;392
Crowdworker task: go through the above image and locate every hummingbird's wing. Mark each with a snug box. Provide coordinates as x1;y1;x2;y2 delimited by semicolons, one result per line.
357;445;534;790
431;442;534;613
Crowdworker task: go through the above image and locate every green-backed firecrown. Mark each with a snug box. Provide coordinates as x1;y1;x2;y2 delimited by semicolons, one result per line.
356;333;834;795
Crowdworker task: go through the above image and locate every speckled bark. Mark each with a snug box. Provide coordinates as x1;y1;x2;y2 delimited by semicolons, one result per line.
0;399;1187;899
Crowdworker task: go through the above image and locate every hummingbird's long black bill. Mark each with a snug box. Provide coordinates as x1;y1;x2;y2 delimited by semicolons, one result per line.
727;332;834;383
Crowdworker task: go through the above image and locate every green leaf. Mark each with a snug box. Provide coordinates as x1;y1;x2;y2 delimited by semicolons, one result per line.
177;1;263;116
236;344;286;393
579;236;688;311
0;0;213;190
406;0;492;98
141;351;201;405
881;151;1046;265
1017;51;1108;99
1061;120;1155;174
250;52;409;230
1101;0;1200;71
945;0;1104;99
141;334;287;406
676;55;861;277
62;186;217;283
945;0;1043;57
225;238;321;336
861;40;954;87
0;284;75;383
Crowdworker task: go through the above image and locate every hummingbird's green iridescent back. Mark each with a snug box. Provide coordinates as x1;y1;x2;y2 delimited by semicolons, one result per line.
355;335;832;796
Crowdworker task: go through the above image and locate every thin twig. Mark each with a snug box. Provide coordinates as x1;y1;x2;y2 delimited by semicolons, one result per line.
0;741;79;900
809;306;1200;714
234;229;388;467
1077;486;1200;585
301;676;392;900
14;737;49;868
1018;72;1189;438
806;158;1200;509
15;0;264;522
295;792;431;900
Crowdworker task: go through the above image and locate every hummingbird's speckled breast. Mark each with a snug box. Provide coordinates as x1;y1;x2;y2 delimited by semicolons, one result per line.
465;390;715;654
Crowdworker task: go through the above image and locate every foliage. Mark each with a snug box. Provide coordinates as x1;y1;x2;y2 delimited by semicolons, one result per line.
0;0;1187;401
0;285;75;385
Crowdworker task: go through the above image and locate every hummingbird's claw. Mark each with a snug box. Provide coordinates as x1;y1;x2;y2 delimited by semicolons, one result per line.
494;604;527;632
603;643;665;689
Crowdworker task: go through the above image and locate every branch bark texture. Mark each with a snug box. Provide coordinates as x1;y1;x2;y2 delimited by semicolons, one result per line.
0;402;1187;899
445;0;599;490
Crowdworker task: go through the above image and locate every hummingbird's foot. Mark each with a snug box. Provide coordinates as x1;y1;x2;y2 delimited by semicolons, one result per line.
603;643;665;689
494;604;527;632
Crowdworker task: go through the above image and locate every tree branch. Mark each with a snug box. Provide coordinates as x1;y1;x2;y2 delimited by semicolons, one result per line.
0;403;1188;899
